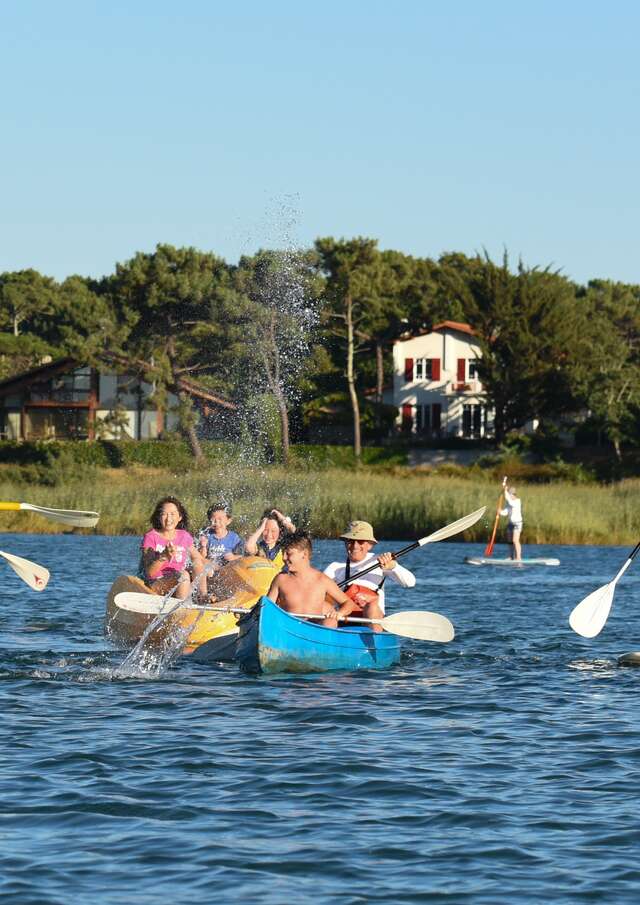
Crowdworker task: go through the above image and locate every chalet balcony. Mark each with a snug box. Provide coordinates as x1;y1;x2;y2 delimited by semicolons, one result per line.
444;379;483;395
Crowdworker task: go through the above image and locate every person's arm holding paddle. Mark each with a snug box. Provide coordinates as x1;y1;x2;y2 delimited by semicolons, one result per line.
378;552;416;588
485;476;508;557
321;575;354;624
143;542;177;582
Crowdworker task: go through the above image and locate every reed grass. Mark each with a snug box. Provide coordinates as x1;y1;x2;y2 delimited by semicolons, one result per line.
0;465;638;546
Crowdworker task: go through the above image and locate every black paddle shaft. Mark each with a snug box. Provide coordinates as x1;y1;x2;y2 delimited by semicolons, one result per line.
337;540;419;590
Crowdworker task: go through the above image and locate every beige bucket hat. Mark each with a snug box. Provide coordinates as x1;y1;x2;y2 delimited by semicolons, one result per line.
340;520;377;543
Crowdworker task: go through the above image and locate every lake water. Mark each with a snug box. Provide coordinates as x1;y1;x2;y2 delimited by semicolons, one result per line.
2;532;640;904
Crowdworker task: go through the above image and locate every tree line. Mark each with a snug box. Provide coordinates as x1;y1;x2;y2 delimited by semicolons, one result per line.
1;240;639;462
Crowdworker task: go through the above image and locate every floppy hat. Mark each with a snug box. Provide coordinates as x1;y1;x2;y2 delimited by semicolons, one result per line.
340;520;377;543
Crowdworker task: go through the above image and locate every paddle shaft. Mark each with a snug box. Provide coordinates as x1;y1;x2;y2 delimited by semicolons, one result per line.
614;540;640;584
484;476;508;557
0;501;100;528
141;601;437;632
333;506;485;588
568;539;640;638
337;541;418;590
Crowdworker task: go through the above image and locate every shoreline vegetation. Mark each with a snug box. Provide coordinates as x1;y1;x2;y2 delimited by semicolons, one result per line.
0;464;638;546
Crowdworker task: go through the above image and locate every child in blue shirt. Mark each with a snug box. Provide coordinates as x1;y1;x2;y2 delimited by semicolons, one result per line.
198;503;245;568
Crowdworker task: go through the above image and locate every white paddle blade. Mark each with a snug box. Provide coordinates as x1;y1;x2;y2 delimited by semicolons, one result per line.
382;610;455;643
569;582;615;638
114;592;178;615
419;507;486;546
114;592;246;618
0;550;50;591
21;503;100;528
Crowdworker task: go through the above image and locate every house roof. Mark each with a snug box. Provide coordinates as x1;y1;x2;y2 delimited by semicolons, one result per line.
0;357;77;398
432;320;476;336
0;357;237;411
393;320;477;344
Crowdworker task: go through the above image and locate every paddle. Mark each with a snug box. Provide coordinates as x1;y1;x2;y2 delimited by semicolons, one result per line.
0;550;50;591
484;476;507;557
113;593;455;643
0;501;100;528
569;541;640;638
337;505;487;588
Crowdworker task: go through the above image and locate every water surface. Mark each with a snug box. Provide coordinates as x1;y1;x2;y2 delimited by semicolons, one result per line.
1;534;639;904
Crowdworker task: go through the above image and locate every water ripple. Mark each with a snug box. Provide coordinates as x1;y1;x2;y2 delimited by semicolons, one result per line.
2;536;640;902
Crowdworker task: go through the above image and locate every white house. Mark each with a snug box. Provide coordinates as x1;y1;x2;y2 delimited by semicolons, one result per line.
392;321;492;438
0;358;236;441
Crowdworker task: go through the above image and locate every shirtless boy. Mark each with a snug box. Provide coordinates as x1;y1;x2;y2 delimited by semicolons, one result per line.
266;532;351;623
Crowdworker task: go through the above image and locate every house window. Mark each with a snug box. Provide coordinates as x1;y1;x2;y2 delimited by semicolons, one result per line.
414;358;441;381
462;404;484;438
415;358;431;380
468;359;481;380
416;403;442;437
48;367;92;403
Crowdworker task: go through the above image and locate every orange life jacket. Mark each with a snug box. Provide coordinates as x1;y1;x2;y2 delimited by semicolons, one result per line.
343;583;380;616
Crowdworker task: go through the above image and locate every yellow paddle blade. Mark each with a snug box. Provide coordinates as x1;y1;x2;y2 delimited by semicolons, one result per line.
0;502;100;528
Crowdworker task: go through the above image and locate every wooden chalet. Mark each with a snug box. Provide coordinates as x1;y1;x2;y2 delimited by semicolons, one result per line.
0;358;236;441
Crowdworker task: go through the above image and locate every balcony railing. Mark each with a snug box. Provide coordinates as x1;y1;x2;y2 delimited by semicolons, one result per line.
445;379;483;395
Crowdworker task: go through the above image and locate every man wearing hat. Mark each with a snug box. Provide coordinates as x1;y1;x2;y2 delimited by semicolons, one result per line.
323;520;416;632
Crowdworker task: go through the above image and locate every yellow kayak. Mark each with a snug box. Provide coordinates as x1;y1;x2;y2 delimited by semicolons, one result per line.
105;556;280;662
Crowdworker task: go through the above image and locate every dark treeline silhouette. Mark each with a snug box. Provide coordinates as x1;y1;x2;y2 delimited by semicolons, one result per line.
1;242;639;462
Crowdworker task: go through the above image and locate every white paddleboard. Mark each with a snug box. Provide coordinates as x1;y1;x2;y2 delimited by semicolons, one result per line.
464;557;560;567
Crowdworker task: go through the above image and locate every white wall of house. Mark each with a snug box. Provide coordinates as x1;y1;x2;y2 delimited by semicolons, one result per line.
5;411;20;440
392;324;493;438
97;371;179;439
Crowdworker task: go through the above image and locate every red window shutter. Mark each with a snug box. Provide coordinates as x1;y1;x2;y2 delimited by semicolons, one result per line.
432;403;441;432
457;358;466;382
431;358;441;381
401;404;413;431
404;358;414;382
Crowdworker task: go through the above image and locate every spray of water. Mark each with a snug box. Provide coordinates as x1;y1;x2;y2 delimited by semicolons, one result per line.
113;202;323;677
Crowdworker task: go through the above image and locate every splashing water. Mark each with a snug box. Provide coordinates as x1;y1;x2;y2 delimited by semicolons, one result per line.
115;603;205;679
196;199;322;520
114;574;209;679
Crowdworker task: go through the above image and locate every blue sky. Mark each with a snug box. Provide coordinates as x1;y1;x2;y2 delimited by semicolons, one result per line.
1;0;638;285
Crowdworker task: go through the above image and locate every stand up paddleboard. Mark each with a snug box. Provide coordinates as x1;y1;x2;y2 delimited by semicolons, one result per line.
464;557;560;567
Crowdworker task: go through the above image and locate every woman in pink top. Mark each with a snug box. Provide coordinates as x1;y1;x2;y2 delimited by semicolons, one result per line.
140;496;205;599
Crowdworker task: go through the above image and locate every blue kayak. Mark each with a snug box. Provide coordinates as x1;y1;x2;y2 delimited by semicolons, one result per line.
236;596;401;674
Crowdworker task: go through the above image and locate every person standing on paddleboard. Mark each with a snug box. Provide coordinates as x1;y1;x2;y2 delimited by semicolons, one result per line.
500;486;523;561
323;521;416;632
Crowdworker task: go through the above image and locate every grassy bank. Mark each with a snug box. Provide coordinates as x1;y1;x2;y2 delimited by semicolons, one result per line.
0;465;638;546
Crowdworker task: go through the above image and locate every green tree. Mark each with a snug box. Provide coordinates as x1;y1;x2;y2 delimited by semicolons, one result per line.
0;269;62;379
232;249;319;464
578;280;640;459
0;269;58;337
439;252;585;441
315;237;383;460
103;244;237;462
